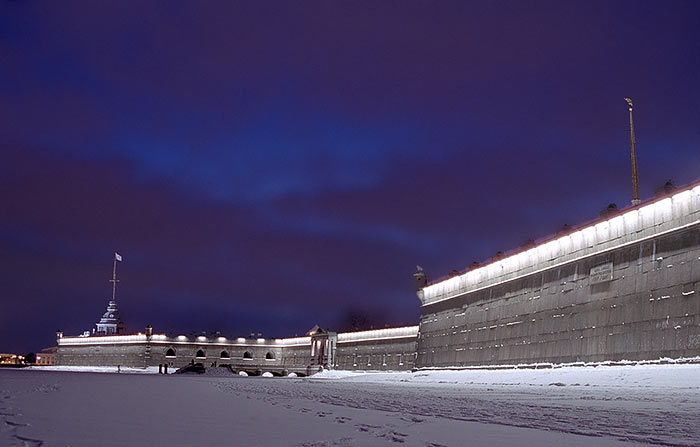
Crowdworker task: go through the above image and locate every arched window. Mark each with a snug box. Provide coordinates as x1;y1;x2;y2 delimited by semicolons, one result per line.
220;351;230;359
265;352;275;360
165;348;176;358
195;349;206;358
243;351;252;359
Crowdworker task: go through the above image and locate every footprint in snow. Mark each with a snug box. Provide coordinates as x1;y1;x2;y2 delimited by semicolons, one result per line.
355;423;381;432
15;435;44;447
355;424;407;443
399;415;425;423
383;430;407;443
300;437;353;447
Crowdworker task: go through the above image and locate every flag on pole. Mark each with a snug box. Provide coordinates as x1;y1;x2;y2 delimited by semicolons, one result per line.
115;253;123;262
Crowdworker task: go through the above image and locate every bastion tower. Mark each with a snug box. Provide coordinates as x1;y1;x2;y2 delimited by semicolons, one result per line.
95;300;124;335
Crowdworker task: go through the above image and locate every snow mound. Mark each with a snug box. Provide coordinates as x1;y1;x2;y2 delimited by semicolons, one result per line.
310;370;367;380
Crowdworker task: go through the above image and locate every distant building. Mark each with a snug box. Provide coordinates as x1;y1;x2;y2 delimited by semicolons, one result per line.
0;353;24;365
36;347;57;366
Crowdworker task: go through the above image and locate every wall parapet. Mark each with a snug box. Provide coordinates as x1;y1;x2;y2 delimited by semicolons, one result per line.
422;182;700;307
337;326;419;344
58;334;302;347
60;328;421;348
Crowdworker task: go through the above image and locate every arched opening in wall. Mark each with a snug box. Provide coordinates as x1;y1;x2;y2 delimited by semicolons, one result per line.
220;351;230;359
165;348;176;358
243;351;252;359
195;349;206;358
265;352;275;360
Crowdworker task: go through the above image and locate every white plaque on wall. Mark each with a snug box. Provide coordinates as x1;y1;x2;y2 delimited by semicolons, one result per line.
590;262;613;285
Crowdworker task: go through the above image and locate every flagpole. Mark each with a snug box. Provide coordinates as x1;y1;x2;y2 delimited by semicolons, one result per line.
110;253;120;302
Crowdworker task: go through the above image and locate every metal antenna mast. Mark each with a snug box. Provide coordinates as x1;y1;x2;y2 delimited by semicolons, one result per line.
625;98;641;205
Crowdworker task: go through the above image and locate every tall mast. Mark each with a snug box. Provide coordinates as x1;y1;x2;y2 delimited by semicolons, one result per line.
625;98;640;205
109;253;120;301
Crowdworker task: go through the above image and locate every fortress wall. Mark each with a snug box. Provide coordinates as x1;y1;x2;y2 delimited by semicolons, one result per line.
336;338;417;371
57;336;309;374
56;329;421;373
417;224;700;367
148;342;286;371
277;345;313;371
334;327;418;371
422;184;700;308
55;343;149;368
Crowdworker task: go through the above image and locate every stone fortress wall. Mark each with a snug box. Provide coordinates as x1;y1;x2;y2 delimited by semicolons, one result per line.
336;327;418;371
417;180;700;367
57;178;700;373
56;326;418;376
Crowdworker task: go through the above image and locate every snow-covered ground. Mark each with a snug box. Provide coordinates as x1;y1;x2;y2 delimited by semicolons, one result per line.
1;364;698;446
24;365;164;374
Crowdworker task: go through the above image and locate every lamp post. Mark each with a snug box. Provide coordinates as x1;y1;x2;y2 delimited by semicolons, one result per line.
625;98;640;205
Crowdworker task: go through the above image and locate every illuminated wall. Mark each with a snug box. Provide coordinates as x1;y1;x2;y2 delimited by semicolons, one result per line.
418;181;700;367
335;326;418;371
56;334;311;374
423;185;700;307
56;327;419;373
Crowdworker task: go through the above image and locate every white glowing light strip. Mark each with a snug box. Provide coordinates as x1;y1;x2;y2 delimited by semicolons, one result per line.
275;337;312;346
423;184;700;306
60;334;286;347
337;326;419;343
423;219;700;308
59;334;150;345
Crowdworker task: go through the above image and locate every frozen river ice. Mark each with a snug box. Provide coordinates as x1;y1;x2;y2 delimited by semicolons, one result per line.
1;364;699;446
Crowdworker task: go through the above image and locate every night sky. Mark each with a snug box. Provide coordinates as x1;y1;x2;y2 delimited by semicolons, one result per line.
2;1;700;354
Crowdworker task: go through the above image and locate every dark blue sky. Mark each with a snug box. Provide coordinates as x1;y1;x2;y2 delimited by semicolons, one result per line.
2;1;700;353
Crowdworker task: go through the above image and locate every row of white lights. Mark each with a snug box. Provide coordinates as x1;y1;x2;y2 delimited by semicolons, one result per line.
423;184;700;305
337;326;419;343
60;328;423;346
60;334;311;345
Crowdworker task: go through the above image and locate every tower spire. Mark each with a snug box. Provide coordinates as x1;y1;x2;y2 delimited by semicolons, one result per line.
625;98;641;205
